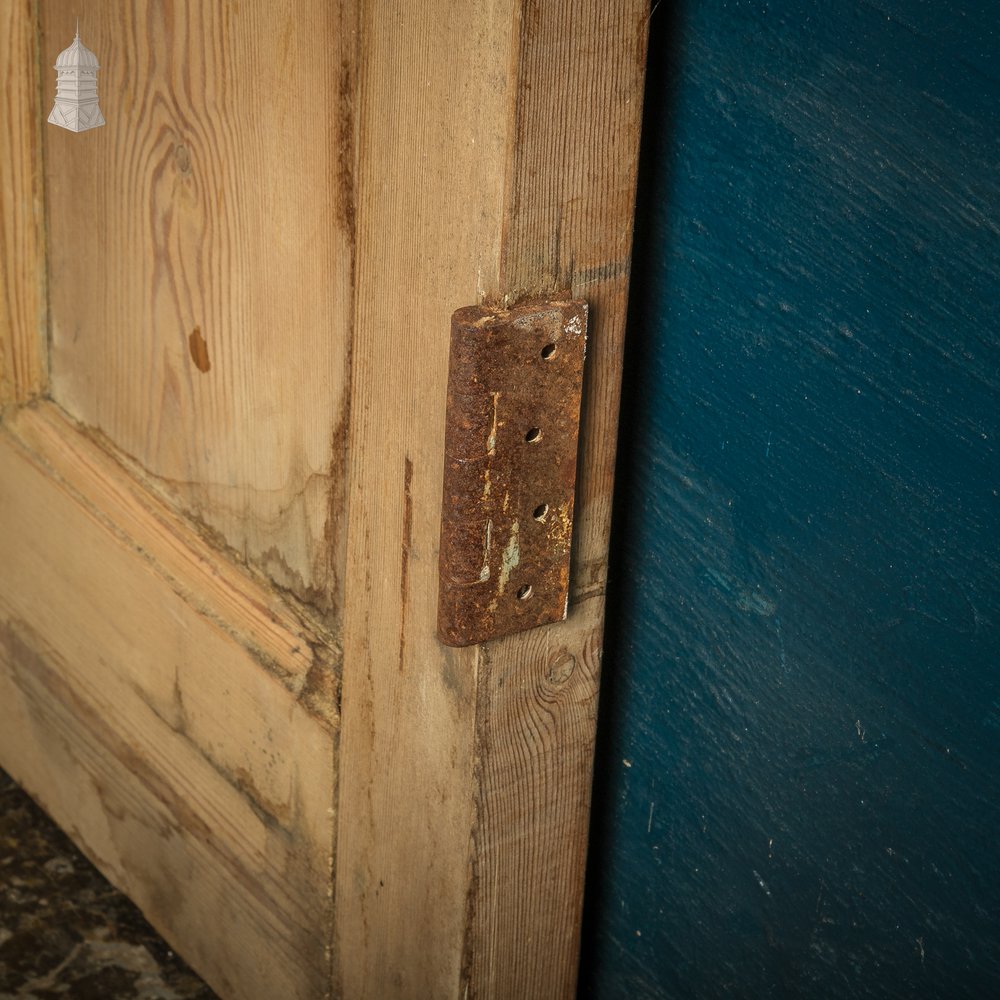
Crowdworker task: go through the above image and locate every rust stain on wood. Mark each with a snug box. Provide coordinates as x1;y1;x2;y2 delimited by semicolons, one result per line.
437;299;587;646
188;327;210;373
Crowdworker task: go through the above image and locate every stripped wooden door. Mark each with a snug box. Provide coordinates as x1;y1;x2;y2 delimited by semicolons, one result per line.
1;2;647;998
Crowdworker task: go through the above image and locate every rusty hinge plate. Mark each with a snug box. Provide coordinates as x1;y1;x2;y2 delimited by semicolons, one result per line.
437;299;587;647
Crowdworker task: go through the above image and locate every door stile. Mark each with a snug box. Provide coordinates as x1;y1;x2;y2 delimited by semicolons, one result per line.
0;0;47;405
335;2;648;997
469;2;648;995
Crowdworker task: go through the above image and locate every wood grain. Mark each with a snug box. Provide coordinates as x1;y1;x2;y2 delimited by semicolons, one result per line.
0;407;336;1000
499;0;648;597
41;1;355;615
0;0;47;404
5;3;645;995
470;5;647;995
335;1;646;997
7;402;341;719
471;609;606;998
332;2;513;994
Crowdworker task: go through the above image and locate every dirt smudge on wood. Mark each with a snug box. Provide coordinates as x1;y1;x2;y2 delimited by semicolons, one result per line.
188;327;210;373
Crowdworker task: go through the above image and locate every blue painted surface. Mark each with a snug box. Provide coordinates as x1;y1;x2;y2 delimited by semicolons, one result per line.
581;2;1000;997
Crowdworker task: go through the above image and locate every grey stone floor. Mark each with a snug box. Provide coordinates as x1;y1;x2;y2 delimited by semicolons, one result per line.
0;770;216;999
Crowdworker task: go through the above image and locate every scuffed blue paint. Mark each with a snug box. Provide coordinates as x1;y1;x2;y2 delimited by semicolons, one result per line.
581;2;1000;997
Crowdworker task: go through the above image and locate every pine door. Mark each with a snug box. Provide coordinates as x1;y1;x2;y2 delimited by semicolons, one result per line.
0;3;648;998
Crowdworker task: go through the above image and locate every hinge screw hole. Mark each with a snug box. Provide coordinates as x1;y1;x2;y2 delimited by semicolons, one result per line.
516;584;533;600
533;504;549;522
541;343;557;359
525;427;542;443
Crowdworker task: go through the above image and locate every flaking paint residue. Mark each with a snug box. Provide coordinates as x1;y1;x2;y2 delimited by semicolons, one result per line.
497;520;520;596
487;520;521;615
547;500;574;553
486;392;500;455
479;519;492;583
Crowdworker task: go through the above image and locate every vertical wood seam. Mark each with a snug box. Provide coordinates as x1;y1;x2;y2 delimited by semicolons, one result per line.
494;0;527;308
33;0;50;401
326;0;364;995
466;3;649;996
0;0;47;405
